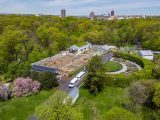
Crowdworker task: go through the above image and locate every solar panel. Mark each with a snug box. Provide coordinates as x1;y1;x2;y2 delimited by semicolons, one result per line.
32;65;58;73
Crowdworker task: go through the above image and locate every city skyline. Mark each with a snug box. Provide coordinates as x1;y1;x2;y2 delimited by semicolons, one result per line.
0;0;160;16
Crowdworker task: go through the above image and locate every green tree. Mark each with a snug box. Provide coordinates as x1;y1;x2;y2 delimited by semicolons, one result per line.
153;82;160;107
5;61;30;80
84;55;105;94
30;71;58;90
0;29;32;75
152;65;160;79
35;91;83;120
103;107;137;120
129;80;156;108
82;31;105;44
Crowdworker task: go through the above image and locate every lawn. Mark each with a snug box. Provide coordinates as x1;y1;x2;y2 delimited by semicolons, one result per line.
74;87;131;120
104;61;122;72
0;90;54;120
76;42;88;47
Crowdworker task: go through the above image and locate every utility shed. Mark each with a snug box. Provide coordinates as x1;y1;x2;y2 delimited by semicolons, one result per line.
68;87;79;105
140;50;154;60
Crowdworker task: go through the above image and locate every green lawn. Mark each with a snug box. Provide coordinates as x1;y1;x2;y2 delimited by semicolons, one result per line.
76;42;88;47
0;90;54;120
74;87;131;120
104;61;122;72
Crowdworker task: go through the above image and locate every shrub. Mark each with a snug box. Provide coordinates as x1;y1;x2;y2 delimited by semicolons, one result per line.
30;71;58;90
103;107;137;120
129;80;156;108
153;82;160;107
13;77;41;97
152;65;160;80
0;84;10;101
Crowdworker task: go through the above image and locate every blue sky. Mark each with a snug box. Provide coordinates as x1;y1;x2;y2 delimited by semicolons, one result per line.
0;0;160;16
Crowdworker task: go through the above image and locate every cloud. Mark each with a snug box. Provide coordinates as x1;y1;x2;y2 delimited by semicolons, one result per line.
0;0;160;15
40;0;97;7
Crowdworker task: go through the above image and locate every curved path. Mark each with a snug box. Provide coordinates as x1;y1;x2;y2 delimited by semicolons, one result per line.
105;58;142;75
105;60;127;74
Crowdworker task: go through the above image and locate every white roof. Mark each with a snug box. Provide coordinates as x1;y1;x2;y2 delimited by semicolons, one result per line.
140;50;153;56
70;45;79;51
76;71;85;78
100;45;117;51
70;78;78;84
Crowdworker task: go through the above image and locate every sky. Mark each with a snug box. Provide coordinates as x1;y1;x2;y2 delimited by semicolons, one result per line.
0;0;160;16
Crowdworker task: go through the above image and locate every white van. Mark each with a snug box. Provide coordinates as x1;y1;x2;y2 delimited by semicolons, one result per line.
76;71;85;80
69;78;78;88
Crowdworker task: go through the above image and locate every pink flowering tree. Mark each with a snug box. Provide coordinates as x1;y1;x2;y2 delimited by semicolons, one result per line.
13;77;41;97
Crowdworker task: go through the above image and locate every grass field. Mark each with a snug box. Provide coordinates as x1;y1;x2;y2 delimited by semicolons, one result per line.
74;87;132;120
0;90;54;120
104;61;122;72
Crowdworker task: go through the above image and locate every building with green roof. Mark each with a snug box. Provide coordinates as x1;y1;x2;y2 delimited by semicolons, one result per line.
69;42;92;54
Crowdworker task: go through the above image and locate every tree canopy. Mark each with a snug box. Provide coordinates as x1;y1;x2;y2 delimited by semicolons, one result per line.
84;55;105;94
35;91;83;120
0;15;160;81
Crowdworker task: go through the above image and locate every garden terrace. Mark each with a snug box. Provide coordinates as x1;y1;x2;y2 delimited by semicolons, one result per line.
32;45;113;80
32;51;93;80
106;52;154;87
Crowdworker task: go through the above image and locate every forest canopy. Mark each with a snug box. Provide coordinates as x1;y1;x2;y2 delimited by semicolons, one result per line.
0;15;160;81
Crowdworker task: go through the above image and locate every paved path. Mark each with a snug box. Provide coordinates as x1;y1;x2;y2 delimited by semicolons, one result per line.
105;61;127;74
28;73;86;120
58;72;86;93
105;58;142;75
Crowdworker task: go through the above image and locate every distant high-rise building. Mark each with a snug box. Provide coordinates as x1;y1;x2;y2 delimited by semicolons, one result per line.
61;9;66;18
89;11;95;20
111;10;115;16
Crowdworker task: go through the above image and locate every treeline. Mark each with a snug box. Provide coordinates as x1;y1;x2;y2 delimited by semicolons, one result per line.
0;15;160;81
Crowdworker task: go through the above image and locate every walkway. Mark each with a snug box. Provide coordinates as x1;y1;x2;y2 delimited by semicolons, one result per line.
106;61;127;74
105;58;142;75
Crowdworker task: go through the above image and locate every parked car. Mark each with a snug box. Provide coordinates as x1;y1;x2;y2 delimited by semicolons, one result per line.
69;78;78;88
76;71;85;80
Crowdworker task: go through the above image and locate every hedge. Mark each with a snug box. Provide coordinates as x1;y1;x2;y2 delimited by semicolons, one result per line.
105;52;154;87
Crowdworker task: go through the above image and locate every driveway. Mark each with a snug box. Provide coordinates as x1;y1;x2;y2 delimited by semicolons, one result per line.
58;72;86;93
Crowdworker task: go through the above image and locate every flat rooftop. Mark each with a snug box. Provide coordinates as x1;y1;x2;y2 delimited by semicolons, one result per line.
33;51;92;79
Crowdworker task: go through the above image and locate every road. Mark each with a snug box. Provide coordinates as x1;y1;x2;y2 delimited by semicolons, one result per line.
58;72;86;93
28;72;86;120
